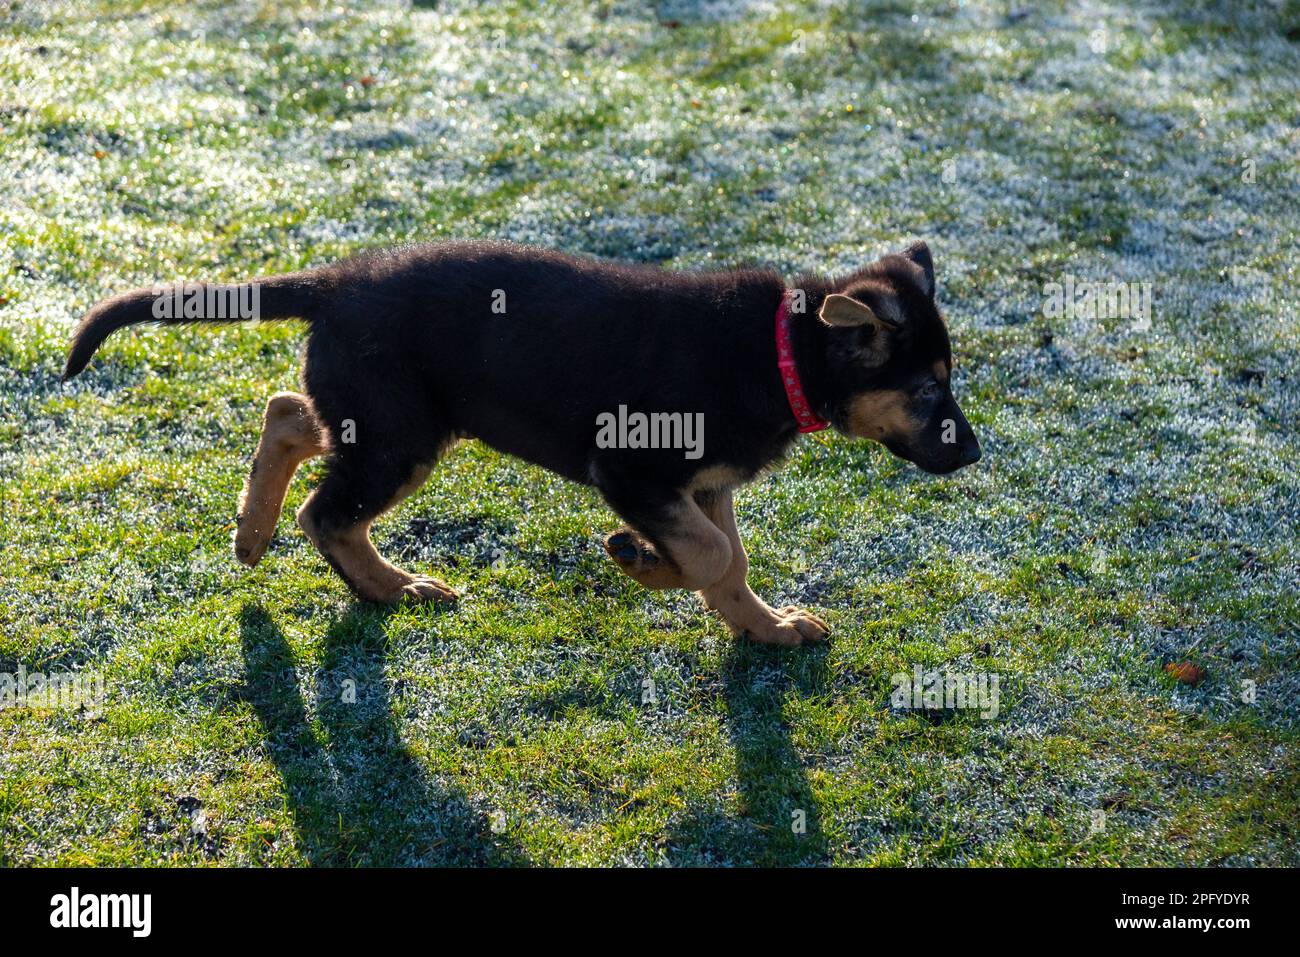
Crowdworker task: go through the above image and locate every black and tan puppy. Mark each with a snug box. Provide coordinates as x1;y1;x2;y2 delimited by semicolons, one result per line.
63;240;980;646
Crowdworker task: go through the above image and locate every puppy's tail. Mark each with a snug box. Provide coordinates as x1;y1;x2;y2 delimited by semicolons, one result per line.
61;271;323;382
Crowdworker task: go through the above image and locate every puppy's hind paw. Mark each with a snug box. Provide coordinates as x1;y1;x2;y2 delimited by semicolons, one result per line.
233;520;271;568
400;576;459;604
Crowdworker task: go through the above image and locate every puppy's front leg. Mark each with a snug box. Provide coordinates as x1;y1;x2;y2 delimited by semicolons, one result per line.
601;489;732;592
695;490;829;646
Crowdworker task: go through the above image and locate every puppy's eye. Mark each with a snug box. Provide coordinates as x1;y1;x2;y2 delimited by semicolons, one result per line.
918;381;941;399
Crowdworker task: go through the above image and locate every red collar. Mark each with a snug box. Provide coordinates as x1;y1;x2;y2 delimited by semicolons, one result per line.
775;291;828;433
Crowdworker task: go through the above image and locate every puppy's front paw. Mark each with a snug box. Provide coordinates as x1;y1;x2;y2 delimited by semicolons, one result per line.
604;529;684;589
743;607;830;646
779;606;831;642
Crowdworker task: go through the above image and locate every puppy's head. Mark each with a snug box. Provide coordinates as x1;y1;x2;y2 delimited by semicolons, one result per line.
818;242;981;475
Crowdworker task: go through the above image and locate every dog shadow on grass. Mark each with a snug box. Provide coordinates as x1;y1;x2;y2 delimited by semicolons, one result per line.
666;641;833;866
238;604;529;867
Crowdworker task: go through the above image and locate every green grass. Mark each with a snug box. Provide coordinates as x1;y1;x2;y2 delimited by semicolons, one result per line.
1;0;1297;866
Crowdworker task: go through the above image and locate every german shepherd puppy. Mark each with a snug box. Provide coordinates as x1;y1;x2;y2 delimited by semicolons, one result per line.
62;240;980;646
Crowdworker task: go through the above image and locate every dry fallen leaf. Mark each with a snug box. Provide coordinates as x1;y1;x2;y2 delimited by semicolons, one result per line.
1165;662;1205;685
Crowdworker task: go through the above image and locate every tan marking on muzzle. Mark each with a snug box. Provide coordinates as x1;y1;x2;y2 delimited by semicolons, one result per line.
845;389;920;442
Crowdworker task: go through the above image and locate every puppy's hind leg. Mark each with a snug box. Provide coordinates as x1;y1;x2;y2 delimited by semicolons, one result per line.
295;438;456;605
235;392;328;567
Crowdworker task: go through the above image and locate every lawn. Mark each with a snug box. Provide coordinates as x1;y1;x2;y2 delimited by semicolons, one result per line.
0;0;1296;866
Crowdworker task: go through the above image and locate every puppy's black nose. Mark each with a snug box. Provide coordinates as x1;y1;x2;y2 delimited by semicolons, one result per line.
959;442;982;466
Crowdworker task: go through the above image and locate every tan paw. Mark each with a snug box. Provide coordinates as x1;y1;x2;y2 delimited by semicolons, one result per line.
743;607;830;646
778;606;830;641
233;519;271;568
399;576;459;604
604;529;685;589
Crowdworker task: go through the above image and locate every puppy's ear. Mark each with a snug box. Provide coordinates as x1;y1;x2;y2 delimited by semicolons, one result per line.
903;240;935;298
819;293;898;330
